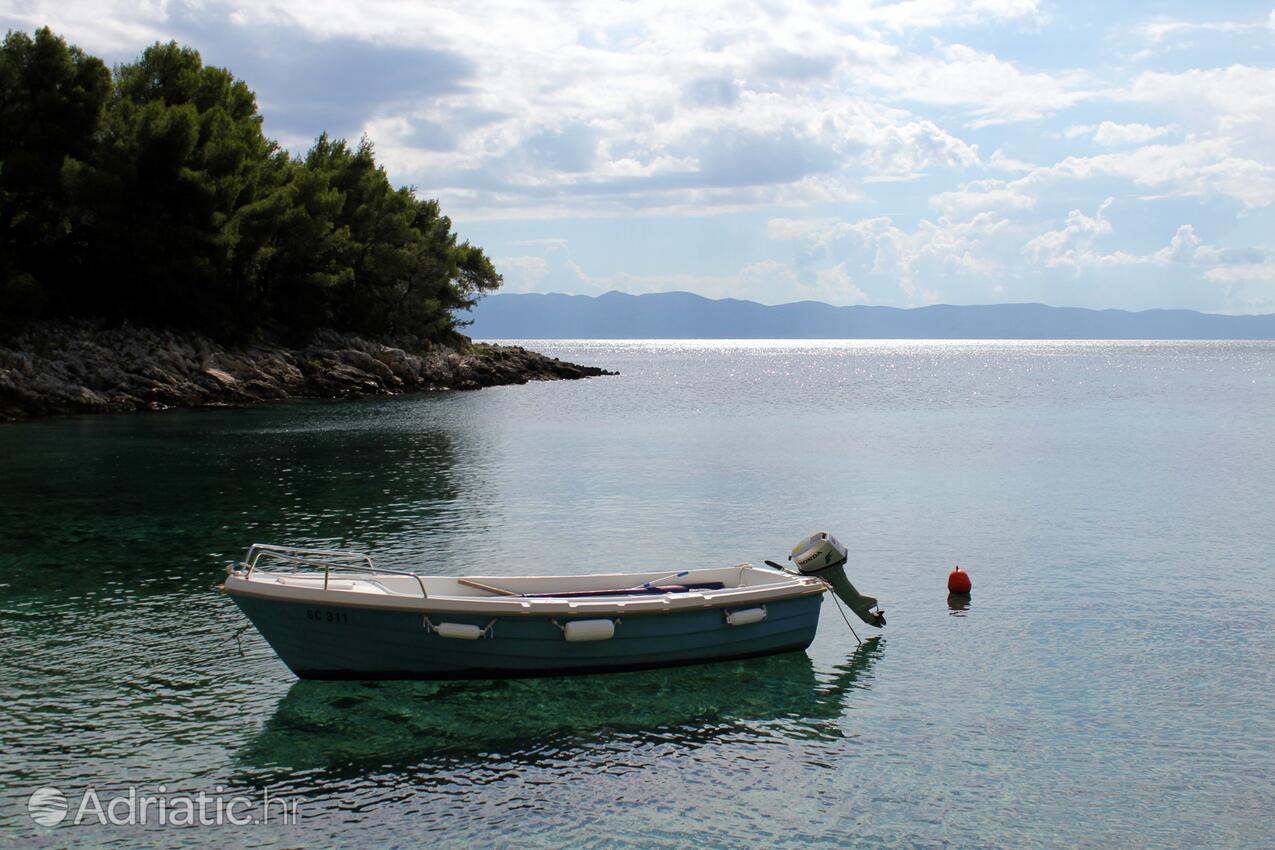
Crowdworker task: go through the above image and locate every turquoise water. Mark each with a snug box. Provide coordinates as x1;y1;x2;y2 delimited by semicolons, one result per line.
2;340;1274;849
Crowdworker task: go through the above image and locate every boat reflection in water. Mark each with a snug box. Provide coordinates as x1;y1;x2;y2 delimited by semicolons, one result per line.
239;638;885;778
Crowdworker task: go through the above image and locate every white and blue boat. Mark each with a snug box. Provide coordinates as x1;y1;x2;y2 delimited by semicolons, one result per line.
222;532;885;680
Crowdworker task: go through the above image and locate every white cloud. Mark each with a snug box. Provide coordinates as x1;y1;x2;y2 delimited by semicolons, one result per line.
933;139;1275;214
1131;16;1265;61
1138;18;1253;45
988;149;1036;172
764;203;1275;309
856;116;982;175
1023;198;1129;270
1120;66;1275;162
1061;143;1275;208
1203;260;1275;283
766;217;848;243
0;0;170;54
768;211;1011;303
1084;122;1175;146
860;43;1091;126
492;242;601;294
1127;65;1275;127
929;179;1036;216
1022;213;1275;287
1161;224;1202;264
1158;226;1273;274
866;0;1042;31
492;255;549;293
813;263;868;305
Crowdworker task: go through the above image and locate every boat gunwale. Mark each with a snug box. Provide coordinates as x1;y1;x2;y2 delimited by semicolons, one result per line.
220;571;827;617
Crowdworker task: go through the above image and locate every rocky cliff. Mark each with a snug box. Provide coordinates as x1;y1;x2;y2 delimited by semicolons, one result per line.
0;323;615;421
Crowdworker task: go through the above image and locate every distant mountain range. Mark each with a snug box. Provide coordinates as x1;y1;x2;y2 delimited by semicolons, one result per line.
465;291;1275;340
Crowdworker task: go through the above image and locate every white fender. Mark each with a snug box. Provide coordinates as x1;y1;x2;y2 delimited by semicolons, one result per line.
423;617;494;639
725;606;767;626
435;622;484;640
563;619;615;641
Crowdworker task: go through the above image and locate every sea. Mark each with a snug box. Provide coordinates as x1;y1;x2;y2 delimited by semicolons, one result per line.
2;340;1273;849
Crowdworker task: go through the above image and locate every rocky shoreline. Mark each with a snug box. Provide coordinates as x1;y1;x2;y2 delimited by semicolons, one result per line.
0;322;615;421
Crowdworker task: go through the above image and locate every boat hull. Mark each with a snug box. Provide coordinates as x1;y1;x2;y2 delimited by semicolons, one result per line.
230;592;824;680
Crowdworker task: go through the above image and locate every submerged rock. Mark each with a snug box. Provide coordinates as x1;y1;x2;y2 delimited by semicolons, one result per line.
0;322;616;421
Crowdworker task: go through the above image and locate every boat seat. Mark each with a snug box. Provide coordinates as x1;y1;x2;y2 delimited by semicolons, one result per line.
521;581;725;599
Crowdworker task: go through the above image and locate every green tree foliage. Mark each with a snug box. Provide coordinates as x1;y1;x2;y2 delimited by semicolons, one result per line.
0;28;501;341
0;27;109;317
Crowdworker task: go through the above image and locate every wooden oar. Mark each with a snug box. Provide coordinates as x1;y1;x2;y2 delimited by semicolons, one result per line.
457;578;521;596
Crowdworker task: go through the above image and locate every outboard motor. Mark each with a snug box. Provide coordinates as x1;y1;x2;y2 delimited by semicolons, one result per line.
790;532;886;627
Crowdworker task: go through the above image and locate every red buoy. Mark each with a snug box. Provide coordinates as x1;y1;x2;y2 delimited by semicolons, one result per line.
948;566;972;594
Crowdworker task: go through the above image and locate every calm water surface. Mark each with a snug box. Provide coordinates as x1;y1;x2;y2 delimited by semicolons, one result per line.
2;340;1273;849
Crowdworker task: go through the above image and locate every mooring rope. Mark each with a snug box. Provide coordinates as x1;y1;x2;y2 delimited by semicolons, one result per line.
821;579;862;646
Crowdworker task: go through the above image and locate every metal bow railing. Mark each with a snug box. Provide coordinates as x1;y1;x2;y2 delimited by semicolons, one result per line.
234;543;428;598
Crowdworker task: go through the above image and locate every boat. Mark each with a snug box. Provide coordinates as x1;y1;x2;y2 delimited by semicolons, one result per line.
221;531;885;680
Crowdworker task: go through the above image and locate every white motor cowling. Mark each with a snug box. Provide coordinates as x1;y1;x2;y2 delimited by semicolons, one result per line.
790;532;849;573
790;532;885;628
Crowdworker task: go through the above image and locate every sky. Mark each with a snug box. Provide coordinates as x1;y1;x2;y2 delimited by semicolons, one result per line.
5;1;1275;313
